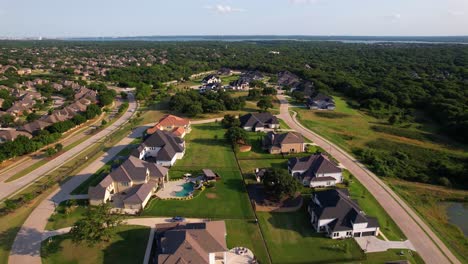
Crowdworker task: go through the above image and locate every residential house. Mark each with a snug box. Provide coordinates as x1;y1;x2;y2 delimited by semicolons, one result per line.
277;71;301;88
155;221;228;264
229;77;250;90
308;189;380;239
263;131;305;154
147;114;191;138
254;168;268;183
306;94;336;110
0;129;32;143
17;68;32;75
19;120;52;135
134;130;185;167
199;83;223;93
241;70;264;81
218;67;232;75
88;155;169;210
202;74;221;85
239;112;280;131
288;154;343;188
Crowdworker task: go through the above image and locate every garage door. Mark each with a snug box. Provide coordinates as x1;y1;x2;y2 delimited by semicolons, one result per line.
362;231;375;236
353;232;361;237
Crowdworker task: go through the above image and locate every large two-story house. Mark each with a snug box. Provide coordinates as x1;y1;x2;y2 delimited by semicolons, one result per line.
88;155;169;210
288;154;343;188
306;94;336;110
239;112;279;132
134;130;185;167
155;221;228;264
147;114;191;138
202;74;221;85
263;131;305;154
309;189;380;239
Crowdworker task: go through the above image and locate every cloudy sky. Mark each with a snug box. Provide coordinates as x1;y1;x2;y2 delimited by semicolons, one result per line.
0;0;467;37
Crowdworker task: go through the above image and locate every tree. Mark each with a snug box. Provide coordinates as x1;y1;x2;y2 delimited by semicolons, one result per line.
0;114;14;127
185;102;203;117
120;91;128;99
247;89;261;100
85;104;102;119
262;87;277;96
224;127;248;146
26;112;40;123
291;91;305;102
69;203;122;246
262;168;300;200
45;147;56;157
221;114;240;128
1;98;13;110
55;143;63;152
257;97;273;112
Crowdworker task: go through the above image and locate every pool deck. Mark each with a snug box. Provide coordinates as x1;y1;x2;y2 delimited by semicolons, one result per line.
156;179;192;199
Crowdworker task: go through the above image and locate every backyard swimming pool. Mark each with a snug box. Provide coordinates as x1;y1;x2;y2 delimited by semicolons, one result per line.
175;182;194;197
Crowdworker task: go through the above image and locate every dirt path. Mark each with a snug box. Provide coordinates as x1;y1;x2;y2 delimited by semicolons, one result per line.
276;94;459;264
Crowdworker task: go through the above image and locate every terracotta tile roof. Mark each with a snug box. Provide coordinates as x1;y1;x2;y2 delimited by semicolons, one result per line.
147;115;190;135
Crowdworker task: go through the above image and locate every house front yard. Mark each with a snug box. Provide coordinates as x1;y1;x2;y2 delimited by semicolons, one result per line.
257;205;365;264
41;225;150;264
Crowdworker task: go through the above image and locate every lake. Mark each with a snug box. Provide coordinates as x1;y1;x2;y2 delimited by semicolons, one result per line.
444;202;468;236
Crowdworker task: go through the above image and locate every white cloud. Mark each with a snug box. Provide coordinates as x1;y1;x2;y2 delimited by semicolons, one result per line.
448;10;465;16
205;4;244;14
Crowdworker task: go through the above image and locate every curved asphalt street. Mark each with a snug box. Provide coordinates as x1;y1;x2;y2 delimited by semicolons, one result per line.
276;94;459;264
0;94;137;202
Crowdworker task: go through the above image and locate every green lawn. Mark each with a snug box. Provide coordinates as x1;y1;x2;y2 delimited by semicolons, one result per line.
172;123;239;170
226;219;271;264
45;200;89;231
41;225;150;264
144;123;254;219
143;170;254;219
359;249;424;264
257;204;365;264
278;118;291;129
344;171;406;241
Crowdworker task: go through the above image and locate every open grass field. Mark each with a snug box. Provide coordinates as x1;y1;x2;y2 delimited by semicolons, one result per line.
387;178;468;263
257;205;365;264
45;200;89;231
41;225;150;264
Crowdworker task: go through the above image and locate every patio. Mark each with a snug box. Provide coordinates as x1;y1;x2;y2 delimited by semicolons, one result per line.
156;179;194;199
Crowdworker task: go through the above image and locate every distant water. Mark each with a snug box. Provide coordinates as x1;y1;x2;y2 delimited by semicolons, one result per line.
443;202;468;236
63;35;468;44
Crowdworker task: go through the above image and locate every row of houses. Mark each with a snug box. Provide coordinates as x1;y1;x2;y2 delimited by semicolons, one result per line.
241;112;379;240
88;115;191;211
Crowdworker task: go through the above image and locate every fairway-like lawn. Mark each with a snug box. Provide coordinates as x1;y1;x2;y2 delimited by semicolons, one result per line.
41;225;150;264
257;205;365;264
172;123;239;170
144;123;254;219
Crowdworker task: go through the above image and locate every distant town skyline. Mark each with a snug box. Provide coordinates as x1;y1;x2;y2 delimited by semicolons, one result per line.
1;0;467;38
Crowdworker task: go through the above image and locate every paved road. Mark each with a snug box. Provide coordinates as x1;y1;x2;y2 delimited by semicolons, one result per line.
8;113;222;264
0;94;136;201
276;94;459;264
8;109;143;264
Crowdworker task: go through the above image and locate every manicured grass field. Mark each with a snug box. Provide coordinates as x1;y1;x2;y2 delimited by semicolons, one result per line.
257;205;365;264
41;225;150;264
362;249;424;264
237;159;287;175
172;123;239;170
226;219;271;264
143;170;254;219
144;123;254;219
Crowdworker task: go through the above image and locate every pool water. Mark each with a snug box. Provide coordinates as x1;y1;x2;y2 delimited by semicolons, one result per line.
175;182;194;197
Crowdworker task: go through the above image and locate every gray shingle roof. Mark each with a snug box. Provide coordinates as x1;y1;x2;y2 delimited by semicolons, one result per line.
141;130;184;161
239;113;279;129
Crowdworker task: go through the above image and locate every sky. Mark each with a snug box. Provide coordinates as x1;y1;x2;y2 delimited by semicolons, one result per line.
0;0;467;37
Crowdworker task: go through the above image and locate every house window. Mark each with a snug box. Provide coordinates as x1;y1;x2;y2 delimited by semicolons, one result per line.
121;182;129;187
326;181;331;185
332;232;339;237
346;231;352;236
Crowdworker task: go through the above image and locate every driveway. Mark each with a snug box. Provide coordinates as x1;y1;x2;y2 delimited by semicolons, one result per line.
276;94;459;264
355;236;416;253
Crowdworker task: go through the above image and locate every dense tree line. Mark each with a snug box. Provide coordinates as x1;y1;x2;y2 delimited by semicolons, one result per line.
169;90;245;117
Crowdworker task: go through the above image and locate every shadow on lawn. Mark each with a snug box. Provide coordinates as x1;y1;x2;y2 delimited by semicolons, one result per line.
222;178;248;193
190;138;229;147
102;228;149;264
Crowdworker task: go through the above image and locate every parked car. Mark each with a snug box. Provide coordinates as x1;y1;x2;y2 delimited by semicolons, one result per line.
171;216;185;222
